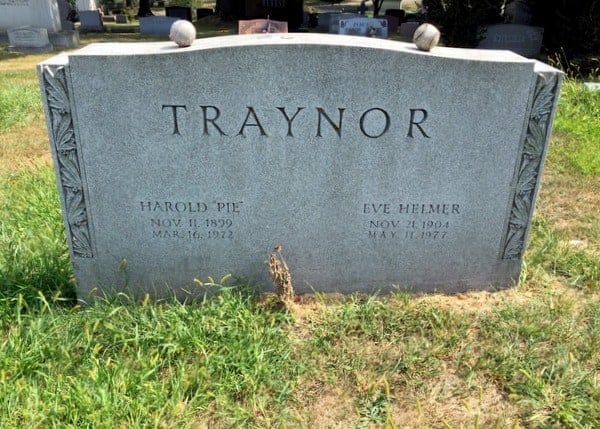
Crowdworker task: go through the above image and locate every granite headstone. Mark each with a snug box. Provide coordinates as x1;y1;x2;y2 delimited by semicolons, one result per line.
0;0;78;47
338;17;388;38
38;34;563;300
478;24;543;58
0;0;61;32
139;16;179;36
79;10;104;31
8;26;52;52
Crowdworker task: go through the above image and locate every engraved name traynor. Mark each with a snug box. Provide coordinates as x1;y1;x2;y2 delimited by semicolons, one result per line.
161;104;432;139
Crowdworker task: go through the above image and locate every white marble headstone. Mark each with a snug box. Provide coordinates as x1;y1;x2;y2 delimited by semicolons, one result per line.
0;0;61;32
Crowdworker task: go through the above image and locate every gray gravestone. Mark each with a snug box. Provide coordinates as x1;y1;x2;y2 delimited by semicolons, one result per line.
8;26;53;52
328;13;359;34
0;0;61;32
38;34;562;300
139;16;179;36
478;24;543;58
0;0;78;47
79;10;104;31
57;0;74;31
338;17;388;38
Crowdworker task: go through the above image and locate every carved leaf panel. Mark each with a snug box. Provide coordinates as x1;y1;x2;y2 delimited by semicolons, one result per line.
42;65;93;258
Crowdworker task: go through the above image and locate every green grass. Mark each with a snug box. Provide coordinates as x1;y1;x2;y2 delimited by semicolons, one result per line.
0;166;73;302
551;78;600;175
0;42;599;427
0;71;42;131
0;288;305;428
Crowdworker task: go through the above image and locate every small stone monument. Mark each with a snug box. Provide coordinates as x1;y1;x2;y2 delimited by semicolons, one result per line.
0;0;79;48
338;17;388;38
8;26;53;53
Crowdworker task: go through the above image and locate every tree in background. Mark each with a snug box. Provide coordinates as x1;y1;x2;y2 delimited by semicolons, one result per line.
530;0;599;74
422;0;504;47
422;0;599;75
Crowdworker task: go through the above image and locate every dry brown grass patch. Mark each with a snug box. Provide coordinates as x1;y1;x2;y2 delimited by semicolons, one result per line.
538;170;600;250
0;53;51;73
0;121;50;174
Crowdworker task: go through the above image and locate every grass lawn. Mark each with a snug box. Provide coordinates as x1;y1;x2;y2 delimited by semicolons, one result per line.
0;31;599;428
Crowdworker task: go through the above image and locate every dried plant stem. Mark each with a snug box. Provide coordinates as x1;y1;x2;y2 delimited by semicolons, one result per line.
268;245;294;303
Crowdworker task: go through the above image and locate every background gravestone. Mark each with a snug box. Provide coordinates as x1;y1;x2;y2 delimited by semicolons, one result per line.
8;26;53;52
0;0;61;32
338;17;388;38
38;34;562;300
139;16;179;36
478;24;544;58
79;10;104;32
0;0;79;48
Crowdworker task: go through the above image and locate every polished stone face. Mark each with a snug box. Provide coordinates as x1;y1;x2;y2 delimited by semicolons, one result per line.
38;34;562;300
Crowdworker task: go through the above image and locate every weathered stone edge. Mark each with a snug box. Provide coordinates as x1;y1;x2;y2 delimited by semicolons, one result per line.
502;69;562;260
41;65;93;258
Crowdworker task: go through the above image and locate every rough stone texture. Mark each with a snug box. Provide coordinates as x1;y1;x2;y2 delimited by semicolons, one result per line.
8;26;52;52
478;24;543;58
37;34;562;301
0;0;61;32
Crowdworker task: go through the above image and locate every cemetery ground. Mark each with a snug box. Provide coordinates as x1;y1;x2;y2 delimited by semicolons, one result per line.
0;33;599;427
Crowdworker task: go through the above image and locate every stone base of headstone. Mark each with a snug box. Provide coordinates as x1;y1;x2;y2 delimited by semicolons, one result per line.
8;26;53;53
139;16;179;36
49;30;80;48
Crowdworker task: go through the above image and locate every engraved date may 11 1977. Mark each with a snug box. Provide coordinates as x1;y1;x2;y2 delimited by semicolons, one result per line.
363;202;460;240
